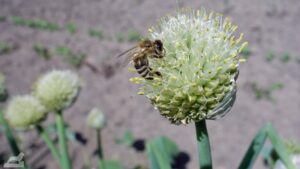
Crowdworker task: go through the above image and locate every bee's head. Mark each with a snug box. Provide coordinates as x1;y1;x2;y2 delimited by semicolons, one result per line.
154;40;163;52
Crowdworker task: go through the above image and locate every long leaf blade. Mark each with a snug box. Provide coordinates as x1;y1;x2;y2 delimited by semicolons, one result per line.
146;136;179;169
238;123;268;169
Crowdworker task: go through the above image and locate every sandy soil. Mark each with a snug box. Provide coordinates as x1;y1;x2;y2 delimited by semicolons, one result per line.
0;0;300;169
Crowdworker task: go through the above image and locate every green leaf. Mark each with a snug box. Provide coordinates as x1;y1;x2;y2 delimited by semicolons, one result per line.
238;123;295;169
99;160;123;169
115;130;134;146
267;124;295;169
46;123;77;144
65;127;77;143
238;124;268;169
146;136;179;169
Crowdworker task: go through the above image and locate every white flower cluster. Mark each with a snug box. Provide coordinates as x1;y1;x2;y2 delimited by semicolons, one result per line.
131;9;247;124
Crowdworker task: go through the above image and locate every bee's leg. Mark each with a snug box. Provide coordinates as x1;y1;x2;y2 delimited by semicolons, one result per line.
145;75;154;80
152;54;164;59
149;67;162;77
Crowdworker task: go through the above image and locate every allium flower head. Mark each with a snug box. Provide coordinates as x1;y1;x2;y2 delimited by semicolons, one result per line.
33;70;80;112
130;9;247;124
86;108;106;129
5;95;47;129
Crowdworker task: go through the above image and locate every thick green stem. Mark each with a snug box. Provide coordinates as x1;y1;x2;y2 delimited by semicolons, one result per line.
36;125;62;168
97;129;104;169
56;110;71;169
96;129;104;159
0;111;28;169
0;111;21;155
195;120;213;169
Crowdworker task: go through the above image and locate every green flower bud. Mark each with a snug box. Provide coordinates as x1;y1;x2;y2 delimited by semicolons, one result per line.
0;73;8;102
34;70;80;112
5;95;47;129
131;9;247;124
86;108;106;129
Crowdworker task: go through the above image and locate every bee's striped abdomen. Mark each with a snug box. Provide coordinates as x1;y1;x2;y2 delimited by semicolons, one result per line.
133;58;162;80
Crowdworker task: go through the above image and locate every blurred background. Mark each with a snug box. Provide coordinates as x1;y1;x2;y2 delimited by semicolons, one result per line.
0;0;300;169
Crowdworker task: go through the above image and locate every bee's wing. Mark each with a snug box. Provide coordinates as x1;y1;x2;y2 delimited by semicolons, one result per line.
116;46;140;67
116;46;138;58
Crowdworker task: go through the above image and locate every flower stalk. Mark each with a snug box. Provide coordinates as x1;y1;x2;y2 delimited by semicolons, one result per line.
97;129;105;169
0;111;29;169
195;120;212;169
36;125;62;168
0;110;21;155
97;129;104;159
56;110;71;169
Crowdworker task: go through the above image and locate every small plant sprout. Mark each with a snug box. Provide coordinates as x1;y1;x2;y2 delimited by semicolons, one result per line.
115;130;135;146
266;50;275;62
5;95;47;129
251;82;283;102
280;52;291;63
0;73;8;102
88;28;104;39
55;46;86;68
65;22;77;34
9;16;60;31
33;44;51;60
116;32;125;42
0;41;16;54
130;8;247;169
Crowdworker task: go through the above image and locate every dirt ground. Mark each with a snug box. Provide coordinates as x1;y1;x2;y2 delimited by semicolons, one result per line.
0;0;300;169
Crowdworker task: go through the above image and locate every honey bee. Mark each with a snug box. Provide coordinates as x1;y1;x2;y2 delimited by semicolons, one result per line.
117;39;165;80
